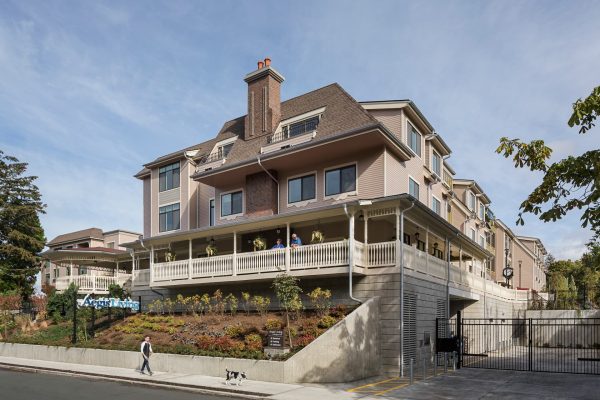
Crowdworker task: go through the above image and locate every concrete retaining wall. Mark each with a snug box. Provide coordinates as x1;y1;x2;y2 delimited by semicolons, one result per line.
0;297;379;383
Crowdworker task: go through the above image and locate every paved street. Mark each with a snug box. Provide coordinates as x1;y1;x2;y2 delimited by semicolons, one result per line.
377;368;600;399
0;368;240;400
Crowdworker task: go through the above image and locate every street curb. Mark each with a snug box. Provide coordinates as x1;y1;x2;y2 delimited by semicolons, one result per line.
0;361;268;399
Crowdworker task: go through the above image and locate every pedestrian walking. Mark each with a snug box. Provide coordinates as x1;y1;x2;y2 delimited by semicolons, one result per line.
140;336;153;375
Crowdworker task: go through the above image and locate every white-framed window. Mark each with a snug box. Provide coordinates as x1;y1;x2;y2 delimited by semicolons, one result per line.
479;203;485;221
407;122;422;157
470;228;476;241
432;151;441;176
159;203;180;232
107;242;115;249
325;164;356;197
432;196;441;215
159;162;180;192
209;198;215;226
288;174;316;203
479;235;485;248
467;191;476;211
409;177;420;200
221;191;243;217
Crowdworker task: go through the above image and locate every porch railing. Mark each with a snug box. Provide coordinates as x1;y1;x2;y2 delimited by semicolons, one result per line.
133;269;150;286
55;274;131;293
290;240;349;270
368;241;395;267
237;248;285;274
191;254;233;278
154;259;188;281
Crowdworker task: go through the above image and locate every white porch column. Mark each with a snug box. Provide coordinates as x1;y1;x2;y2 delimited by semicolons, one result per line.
233;232;238;276
285;222;291;272
425;226;430;273
349;211;355;270
363;213;369;268
150;245;154;284
116;261;120;279
188;239;193;279
69;262;73;284
446;238;451;321
131;253;136;286
395;207;401;268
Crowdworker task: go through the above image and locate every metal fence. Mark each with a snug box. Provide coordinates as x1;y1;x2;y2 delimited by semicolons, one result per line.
459;318;600;375
529;290;600;310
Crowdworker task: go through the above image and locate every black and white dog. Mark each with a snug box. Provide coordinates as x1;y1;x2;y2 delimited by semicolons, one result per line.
225;369;247;386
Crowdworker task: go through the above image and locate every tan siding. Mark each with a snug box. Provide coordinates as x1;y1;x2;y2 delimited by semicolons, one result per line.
189;180;199;230
278;149;385;214
198;182;215;228
386;151;404;196
150;169;158;236
180;161;190;231
215;184;247;225
368;109;403;141
143;177;151;238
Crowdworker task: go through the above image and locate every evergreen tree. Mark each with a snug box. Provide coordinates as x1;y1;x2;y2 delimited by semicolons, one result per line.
0;150;46;298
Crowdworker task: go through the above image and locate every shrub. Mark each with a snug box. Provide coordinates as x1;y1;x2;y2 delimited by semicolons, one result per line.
212;290;225;317
264;318;283;330
31;294;48;321
272;274;302;348
251;296;270;316
244;333;263;351
329;304;347;319
225;293;238;316
308;288;332;317
295;334;315;347
318;315;337;329
241;292;251;315
201;294;211;315
224;324;245;338
163;298;176;315
301;321;320;337
176;294;191;314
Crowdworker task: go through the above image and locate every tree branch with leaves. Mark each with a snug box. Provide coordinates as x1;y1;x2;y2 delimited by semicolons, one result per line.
496;85;600;242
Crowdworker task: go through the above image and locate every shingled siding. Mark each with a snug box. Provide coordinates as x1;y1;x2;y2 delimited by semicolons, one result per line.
143;177;151;238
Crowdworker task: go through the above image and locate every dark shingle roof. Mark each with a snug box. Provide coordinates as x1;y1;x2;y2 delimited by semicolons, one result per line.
47;228;104;246
137;82;381;178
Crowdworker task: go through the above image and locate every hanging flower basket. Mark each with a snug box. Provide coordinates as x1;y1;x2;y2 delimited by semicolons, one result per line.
165;251;176;262
205;244;218;257
311;230;324;244
253;236;267;251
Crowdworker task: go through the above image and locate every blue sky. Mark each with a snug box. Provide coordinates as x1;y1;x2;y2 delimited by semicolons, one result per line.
1;0;599;260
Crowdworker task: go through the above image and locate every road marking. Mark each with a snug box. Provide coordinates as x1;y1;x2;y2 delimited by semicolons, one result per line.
347;377;399;392
374;382;409;396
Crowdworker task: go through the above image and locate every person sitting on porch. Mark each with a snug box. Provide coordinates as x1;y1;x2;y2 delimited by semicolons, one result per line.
272;238;285;249
290;233;302;248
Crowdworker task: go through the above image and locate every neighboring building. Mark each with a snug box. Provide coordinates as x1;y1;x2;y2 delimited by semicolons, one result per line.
41;228;141;294
118;59;545;375
492;220;546;291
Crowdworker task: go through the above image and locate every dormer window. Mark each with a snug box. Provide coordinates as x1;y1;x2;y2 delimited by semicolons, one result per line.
203;138;236;164
270;115;321;144
408;122;422;157
479;204;485;221
467;191;476;211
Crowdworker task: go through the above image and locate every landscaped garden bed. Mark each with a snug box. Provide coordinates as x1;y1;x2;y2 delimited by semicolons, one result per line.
1;275;353;360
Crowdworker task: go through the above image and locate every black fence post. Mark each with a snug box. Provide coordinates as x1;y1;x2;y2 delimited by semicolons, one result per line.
72;294;77;344
528;318;532;371
90;294;95;337
457;310;462;369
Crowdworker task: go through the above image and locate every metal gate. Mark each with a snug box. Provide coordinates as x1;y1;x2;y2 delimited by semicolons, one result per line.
453;315;600;375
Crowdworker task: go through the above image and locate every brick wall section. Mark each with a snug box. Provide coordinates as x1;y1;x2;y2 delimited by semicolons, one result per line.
245;170;278;217
244;73;281;139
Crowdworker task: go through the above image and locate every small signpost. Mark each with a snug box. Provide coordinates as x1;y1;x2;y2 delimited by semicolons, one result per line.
265;330;288;358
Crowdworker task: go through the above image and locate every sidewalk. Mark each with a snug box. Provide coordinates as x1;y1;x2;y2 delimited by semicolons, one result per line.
0;356;381;400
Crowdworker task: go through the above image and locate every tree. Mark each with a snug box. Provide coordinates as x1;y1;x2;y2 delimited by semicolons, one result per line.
496;85;600;242
272;273;302;348
0;150;46;298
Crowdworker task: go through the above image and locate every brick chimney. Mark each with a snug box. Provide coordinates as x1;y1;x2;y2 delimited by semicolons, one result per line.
244;58;285;140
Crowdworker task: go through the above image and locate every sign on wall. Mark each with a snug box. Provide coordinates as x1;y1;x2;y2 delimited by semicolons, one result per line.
77;294;140;311
267;330;284;348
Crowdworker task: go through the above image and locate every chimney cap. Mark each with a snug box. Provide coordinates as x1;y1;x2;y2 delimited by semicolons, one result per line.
264;57;271;66
257;60;264;69
244;64;285;84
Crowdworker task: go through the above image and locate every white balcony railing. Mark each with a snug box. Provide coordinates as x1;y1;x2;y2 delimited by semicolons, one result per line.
290;240;349;270
146;240;527;302
55;274;131;294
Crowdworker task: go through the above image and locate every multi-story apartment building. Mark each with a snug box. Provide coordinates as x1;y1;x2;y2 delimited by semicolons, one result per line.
117;59;542;375
41;228;141;294
492;220;546;291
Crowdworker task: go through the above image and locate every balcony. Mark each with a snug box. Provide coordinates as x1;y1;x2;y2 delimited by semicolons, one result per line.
142;239;522;301
442;170;453;190
55;274;132;294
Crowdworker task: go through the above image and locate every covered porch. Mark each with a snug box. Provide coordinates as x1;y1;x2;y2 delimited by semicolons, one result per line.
41;248;133;294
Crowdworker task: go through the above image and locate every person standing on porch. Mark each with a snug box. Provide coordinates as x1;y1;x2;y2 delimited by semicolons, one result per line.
290;233;302;248
140;336;153;375
272;238;285;249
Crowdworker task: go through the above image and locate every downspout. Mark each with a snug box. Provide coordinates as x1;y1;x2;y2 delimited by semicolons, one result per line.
399;200;416;377
344;204;361;304
184;152;199;228
257;155;279;214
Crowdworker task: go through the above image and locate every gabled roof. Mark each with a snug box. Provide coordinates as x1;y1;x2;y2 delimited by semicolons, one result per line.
47;228;104;246
454;179;491;204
